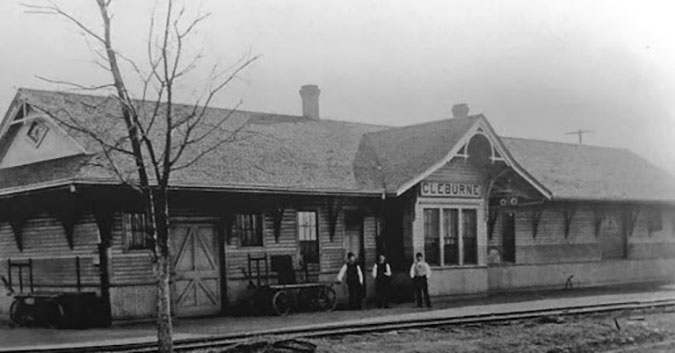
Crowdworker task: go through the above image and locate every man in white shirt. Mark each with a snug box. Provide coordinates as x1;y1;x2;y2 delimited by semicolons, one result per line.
336;252;363;310
409;252;432;308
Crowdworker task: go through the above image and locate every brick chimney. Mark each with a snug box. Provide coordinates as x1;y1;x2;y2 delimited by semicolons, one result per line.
299;84;321;120
452;103;469;118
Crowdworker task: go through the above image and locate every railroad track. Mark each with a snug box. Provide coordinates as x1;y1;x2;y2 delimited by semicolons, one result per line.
6;298;675;353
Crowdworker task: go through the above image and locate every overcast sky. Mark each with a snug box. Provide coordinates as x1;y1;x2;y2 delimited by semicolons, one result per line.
0;0;674;174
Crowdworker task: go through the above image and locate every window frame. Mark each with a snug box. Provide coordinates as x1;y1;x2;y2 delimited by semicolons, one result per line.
500;211;517;263
443;208;459;266
123;212;153;252
235;213;265;248
297;210;320;264
423;208;441;266
421;204;480;268
25;120;49;147
462;208;478;265
647;208;663;234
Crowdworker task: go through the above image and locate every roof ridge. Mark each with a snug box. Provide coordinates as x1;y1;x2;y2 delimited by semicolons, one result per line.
366;114;483;137
17;87;392;129
501;135;630;151
18;87;303;119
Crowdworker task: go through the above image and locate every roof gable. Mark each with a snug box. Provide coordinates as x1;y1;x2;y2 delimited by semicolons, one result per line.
0;102;86;169
362;115;550;197
360;116;480;194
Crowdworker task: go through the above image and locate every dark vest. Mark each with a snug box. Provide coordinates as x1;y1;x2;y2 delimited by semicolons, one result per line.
376;262;388;279
346;263;359;284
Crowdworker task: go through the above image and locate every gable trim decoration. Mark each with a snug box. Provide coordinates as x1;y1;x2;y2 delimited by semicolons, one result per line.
394;117;552;199
25;120;49;148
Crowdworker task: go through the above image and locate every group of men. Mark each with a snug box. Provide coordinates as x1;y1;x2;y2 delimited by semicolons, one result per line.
336;252;432;309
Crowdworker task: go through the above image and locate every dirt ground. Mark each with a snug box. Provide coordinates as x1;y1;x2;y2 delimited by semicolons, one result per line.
306;308;675;353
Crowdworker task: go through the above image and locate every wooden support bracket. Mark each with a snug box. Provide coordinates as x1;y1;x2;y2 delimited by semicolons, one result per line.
273;207;285;243
2;198;33;252
51;194;84;250
487;208;498;240
531;209;543;238
221;211;235;245
93;206;115;248
9;218;27;252
54;210;78;250
563;207;576;238
593;207;605;237
326;197;342;241
622;206;640;238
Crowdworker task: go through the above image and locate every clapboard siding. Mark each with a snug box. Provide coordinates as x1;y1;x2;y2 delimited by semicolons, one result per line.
0;212;100;257
106;194;379;304
0;212;101;291
427;157;484;183
363;215;378;267
0;192;380;320
488;203;675;265
108;212;156;285
224;196;380;281
111;254;155;284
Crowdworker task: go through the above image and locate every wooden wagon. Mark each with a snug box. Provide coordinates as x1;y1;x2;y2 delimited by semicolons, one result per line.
245;254;337;316
2;257;101;328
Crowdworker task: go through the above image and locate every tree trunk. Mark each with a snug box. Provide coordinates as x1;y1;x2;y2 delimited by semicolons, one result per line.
154;188;174;353
156;248;173;352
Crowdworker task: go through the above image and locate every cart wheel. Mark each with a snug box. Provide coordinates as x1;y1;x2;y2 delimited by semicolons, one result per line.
32;299;63;328
271;290;291;316
319;286;337;312
45;300;65;328
9;299;28;326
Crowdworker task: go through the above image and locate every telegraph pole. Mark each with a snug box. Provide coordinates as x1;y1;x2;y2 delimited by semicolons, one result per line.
566;129;594;144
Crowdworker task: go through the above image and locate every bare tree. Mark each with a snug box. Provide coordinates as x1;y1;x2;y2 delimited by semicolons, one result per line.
23;1;258;352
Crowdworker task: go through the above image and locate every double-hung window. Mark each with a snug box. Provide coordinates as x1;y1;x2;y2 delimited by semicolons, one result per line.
423;209;441;266
647;208;662;233
124;212;153;250
423;207;478;266
297;211;319;263
443;209;459;265
236;213;263;247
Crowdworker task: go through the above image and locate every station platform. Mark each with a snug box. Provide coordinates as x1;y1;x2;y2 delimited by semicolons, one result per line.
1;284;674;352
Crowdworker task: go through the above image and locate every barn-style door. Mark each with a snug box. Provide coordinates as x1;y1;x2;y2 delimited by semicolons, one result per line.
170;223;221;317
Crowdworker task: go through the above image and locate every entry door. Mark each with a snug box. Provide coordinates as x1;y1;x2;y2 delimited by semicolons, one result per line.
501;212;516;263
344;211;364;261
599;213;625;259
170;223;221;317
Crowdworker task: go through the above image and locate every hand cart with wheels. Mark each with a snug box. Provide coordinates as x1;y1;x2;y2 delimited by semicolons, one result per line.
245;254;337;316
2;257;100;328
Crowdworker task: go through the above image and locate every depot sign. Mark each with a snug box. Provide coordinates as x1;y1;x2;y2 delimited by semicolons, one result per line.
420;182;482;198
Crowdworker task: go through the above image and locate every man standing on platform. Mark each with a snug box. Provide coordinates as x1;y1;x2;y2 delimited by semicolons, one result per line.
337;252;364;309
410;252;432;308
372;254;392;308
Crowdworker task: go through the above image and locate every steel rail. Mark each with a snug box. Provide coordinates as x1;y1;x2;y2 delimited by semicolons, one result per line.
5;298;675;353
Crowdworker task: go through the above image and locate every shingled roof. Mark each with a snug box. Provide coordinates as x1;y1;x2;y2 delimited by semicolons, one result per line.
356;115;481;193
502;137;675;202
0;88;673;202
5;88;388;195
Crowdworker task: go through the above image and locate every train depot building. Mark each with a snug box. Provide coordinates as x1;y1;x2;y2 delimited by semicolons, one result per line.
1;86;675;323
